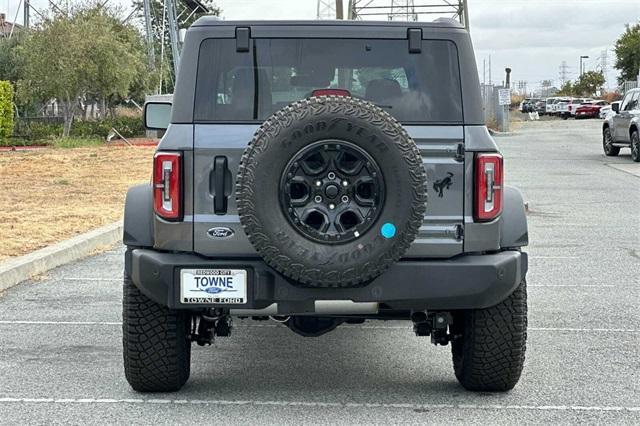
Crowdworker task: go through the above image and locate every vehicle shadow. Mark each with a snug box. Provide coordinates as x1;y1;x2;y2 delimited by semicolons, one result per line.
176;322;487;401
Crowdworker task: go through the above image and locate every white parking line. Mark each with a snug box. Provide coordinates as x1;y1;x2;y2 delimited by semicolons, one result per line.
60;278;120;282
0;397;638;412
529;256;579;259
0;321;122;325
528;285;616;287
0;320;638;333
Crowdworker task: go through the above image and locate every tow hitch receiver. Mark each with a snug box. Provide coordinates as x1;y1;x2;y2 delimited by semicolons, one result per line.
412;311;454;346
191;309;232;346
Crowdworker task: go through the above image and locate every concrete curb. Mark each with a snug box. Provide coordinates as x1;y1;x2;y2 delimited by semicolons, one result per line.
0;221;123;293
488;129;516;137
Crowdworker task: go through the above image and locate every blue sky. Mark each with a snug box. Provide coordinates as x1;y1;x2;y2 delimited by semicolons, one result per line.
4;0;640;92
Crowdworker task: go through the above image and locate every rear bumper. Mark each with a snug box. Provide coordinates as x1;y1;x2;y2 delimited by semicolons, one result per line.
126;249;527;313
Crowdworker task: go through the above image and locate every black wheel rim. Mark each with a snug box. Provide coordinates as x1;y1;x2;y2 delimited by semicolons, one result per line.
632;135;639;159
280;140;385;244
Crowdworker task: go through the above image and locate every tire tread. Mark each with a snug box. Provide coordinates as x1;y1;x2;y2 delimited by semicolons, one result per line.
122;274;191;392
452;281;528;392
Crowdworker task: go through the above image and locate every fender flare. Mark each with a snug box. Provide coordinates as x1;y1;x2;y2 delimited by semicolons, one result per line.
123;184;154;248
500;186;528;248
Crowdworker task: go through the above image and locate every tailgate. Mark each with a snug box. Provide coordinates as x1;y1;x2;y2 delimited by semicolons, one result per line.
192;124;464;259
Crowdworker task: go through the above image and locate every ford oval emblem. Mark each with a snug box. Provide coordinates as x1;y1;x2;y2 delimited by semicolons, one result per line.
207;227;235;239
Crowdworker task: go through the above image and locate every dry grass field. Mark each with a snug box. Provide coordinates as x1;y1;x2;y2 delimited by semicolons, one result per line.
0;146;155;261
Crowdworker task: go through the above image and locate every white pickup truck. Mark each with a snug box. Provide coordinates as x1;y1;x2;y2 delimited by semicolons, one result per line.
557;98;593;119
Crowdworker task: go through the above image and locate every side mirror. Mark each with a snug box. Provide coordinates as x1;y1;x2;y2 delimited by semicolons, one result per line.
144;102;172;130
612;103;620;113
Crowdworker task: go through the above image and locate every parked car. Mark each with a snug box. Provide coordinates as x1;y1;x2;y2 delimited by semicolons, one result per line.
534;100;546;114
557;98;591;119
603;88;640;161
599;101;621;119
576;100;608;119
545;97;561;115
123;18;529;393
520;98;540;113
551;97;571;116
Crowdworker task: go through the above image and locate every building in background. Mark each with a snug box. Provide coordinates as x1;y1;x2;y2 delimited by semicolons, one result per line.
0;13;22;37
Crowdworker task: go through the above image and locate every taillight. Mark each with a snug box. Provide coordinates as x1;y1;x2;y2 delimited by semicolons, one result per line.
153;152;182;220
474;153;503;222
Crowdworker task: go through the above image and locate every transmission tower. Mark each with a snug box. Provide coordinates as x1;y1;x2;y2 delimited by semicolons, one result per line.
599;50;608;87
349;0;469;29
143;0;156;69
541;79;552;97
388;0;418;21
166;0;181;76
559;61;569;85
317;0;337;19
143;0;210;92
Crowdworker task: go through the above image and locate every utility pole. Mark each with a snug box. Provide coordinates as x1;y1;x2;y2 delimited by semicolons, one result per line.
23;0;30;29
483;59;486;85
488;55;492;85
579;55;589;77
335;0;344;19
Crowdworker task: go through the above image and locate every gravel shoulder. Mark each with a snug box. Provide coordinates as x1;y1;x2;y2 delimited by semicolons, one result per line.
0;146;153;261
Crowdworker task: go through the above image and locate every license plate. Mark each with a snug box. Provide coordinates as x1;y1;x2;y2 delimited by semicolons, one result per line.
180;269;247;304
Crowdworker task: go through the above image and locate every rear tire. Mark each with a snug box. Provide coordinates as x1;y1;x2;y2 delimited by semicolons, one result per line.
451;280;527;392
631;130;640;162
603;128;620;156
123;274;191;392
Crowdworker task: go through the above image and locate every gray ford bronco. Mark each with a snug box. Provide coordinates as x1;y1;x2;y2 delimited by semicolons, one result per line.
123;18;529;393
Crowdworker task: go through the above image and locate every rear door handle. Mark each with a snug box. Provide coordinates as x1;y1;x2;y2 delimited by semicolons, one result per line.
213;156;228;214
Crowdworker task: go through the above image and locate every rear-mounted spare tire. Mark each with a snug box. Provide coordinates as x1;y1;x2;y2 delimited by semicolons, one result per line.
236;96;427;288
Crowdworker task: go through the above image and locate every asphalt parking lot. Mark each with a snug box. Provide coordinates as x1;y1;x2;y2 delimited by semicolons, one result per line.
1;119;639;425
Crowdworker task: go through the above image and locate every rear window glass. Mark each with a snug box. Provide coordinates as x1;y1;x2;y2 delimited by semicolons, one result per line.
194;38;463;123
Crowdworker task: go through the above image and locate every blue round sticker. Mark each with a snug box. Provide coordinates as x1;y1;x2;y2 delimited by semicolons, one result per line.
380;223;396;239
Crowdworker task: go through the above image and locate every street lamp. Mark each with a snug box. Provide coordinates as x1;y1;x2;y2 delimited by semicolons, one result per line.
580;55;589;77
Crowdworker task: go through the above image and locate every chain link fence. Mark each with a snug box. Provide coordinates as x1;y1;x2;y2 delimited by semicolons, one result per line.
620;80;638;94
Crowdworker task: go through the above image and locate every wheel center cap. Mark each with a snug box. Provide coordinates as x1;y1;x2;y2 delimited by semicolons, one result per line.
325;184;339;199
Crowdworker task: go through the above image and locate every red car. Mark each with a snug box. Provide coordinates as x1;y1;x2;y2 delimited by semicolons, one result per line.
575;100;608;119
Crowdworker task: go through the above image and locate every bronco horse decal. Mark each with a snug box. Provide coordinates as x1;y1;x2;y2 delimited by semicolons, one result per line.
433;172;454;198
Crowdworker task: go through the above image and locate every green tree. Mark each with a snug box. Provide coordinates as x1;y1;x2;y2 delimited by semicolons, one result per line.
0;35;25;83
0;81;15;142
573;71;605;97
614;24;640;84
19;4;148;136
556;81;574;96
